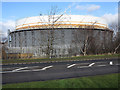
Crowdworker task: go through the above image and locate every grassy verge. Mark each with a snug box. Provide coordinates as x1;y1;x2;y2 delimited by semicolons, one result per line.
2;73;119;88
2;54;120;64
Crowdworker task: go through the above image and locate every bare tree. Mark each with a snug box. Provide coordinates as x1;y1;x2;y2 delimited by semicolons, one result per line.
39;6;71;58
113;32;120;54
46;6;60;58
109;22;120;54
74;22;98;56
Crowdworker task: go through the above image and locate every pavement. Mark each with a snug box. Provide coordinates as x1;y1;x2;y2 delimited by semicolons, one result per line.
2;58;120;84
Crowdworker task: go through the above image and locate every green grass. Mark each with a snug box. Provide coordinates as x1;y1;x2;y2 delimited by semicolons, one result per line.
2;73;119;88
2;54;120;64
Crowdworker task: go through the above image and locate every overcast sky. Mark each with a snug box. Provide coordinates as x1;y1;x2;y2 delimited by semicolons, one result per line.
0;1;119;37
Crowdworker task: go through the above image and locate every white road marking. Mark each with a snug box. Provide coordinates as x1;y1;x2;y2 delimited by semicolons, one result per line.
89;63;95;67
41;65;53;70
77;66;90;68
97;65;106;67
12;67;28;72
3;65;53;72
32;69;43;71
2;66;53;73
67;64;76;68
1;69;31;73
3;66;39;71
110;61;113;65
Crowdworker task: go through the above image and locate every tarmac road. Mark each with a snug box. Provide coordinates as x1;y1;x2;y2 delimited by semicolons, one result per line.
2;58;120;84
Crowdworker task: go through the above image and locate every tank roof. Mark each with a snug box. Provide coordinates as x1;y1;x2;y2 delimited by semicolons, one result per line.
16;15;109;30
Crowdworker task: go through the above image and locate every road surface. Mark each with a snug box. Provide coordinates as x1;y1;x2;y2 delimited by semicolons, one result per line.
2;58;120;84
